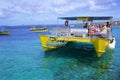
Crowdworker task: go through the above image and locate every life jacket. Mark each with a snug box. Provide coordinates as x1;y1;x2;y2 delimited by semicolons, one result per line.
65;20;68;26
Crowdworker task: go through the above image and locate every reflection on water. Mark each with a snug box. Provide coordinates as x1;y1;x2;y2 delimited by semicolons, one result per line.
42;45;113;80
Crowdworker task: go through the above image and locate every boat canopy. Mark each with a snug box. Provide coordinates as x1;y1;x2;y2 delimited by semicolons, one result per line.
58;16;113;21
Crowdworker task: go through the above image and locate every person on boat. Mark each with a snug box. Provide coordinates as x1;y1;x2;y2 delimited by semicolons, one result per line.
94;24;101;37
89;24;95;37
95;24;101;32
95;23;111;38
106;22;111;28
94;22;112;39
106;22;112;39
83;23;88;28
64;19;69;26
97;24;108;38
94;24;106;37
106;22;112;34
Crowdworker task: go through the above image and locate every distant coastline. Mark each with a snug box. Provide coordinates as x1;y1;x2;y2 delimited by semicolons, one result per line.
112;21;120;25
0;21;120;27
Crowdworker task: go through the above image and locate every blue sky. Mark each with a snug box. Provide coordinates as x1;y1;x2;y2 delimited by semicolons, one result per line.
0;0;120;26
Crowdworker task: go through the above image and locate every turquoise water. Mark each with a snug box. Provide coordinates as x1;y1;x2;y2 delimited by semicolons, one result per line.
0;26;120;80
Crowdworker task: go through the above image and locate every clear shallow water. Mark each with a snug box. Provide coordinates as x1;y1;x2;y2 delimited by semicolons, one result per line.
0;26;120;80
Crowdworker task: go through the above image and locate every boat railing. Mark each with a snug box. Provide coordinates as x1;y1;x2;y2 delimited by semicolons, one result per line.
70;28;88;37
50;27;89;38
50;27;112;39
50;28;71;37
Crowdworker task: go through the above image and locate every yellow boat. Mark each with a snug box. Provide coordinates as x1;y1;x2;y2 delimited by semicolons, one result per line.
39;16;116;57
0;30;10;35
30;27;48;32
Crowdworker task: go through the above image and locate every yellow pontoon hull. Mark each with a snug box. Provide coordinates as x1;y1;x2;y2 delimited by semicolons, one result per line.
40;35;110;57
40;36;60;50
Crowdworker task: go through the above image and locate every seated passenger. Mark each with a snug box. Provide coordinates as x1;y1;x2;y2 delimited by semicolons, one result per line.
95;24;107;38
95;24;101;32
102;24;107;33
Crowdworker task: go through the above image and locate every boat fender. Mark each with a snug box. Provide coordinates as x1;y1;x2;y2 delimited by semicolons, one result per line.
108;37;116;49
110;38;114;43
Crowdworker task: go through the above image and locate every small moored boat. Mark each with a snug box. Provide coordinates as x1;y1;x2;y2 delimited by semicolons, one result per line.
30;27;48;32
0;31;10;35
0;27;10;35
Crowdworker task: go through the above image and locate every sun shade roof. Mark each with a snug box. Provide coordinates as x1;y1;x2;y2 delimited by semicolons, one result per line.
58;16;113;21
